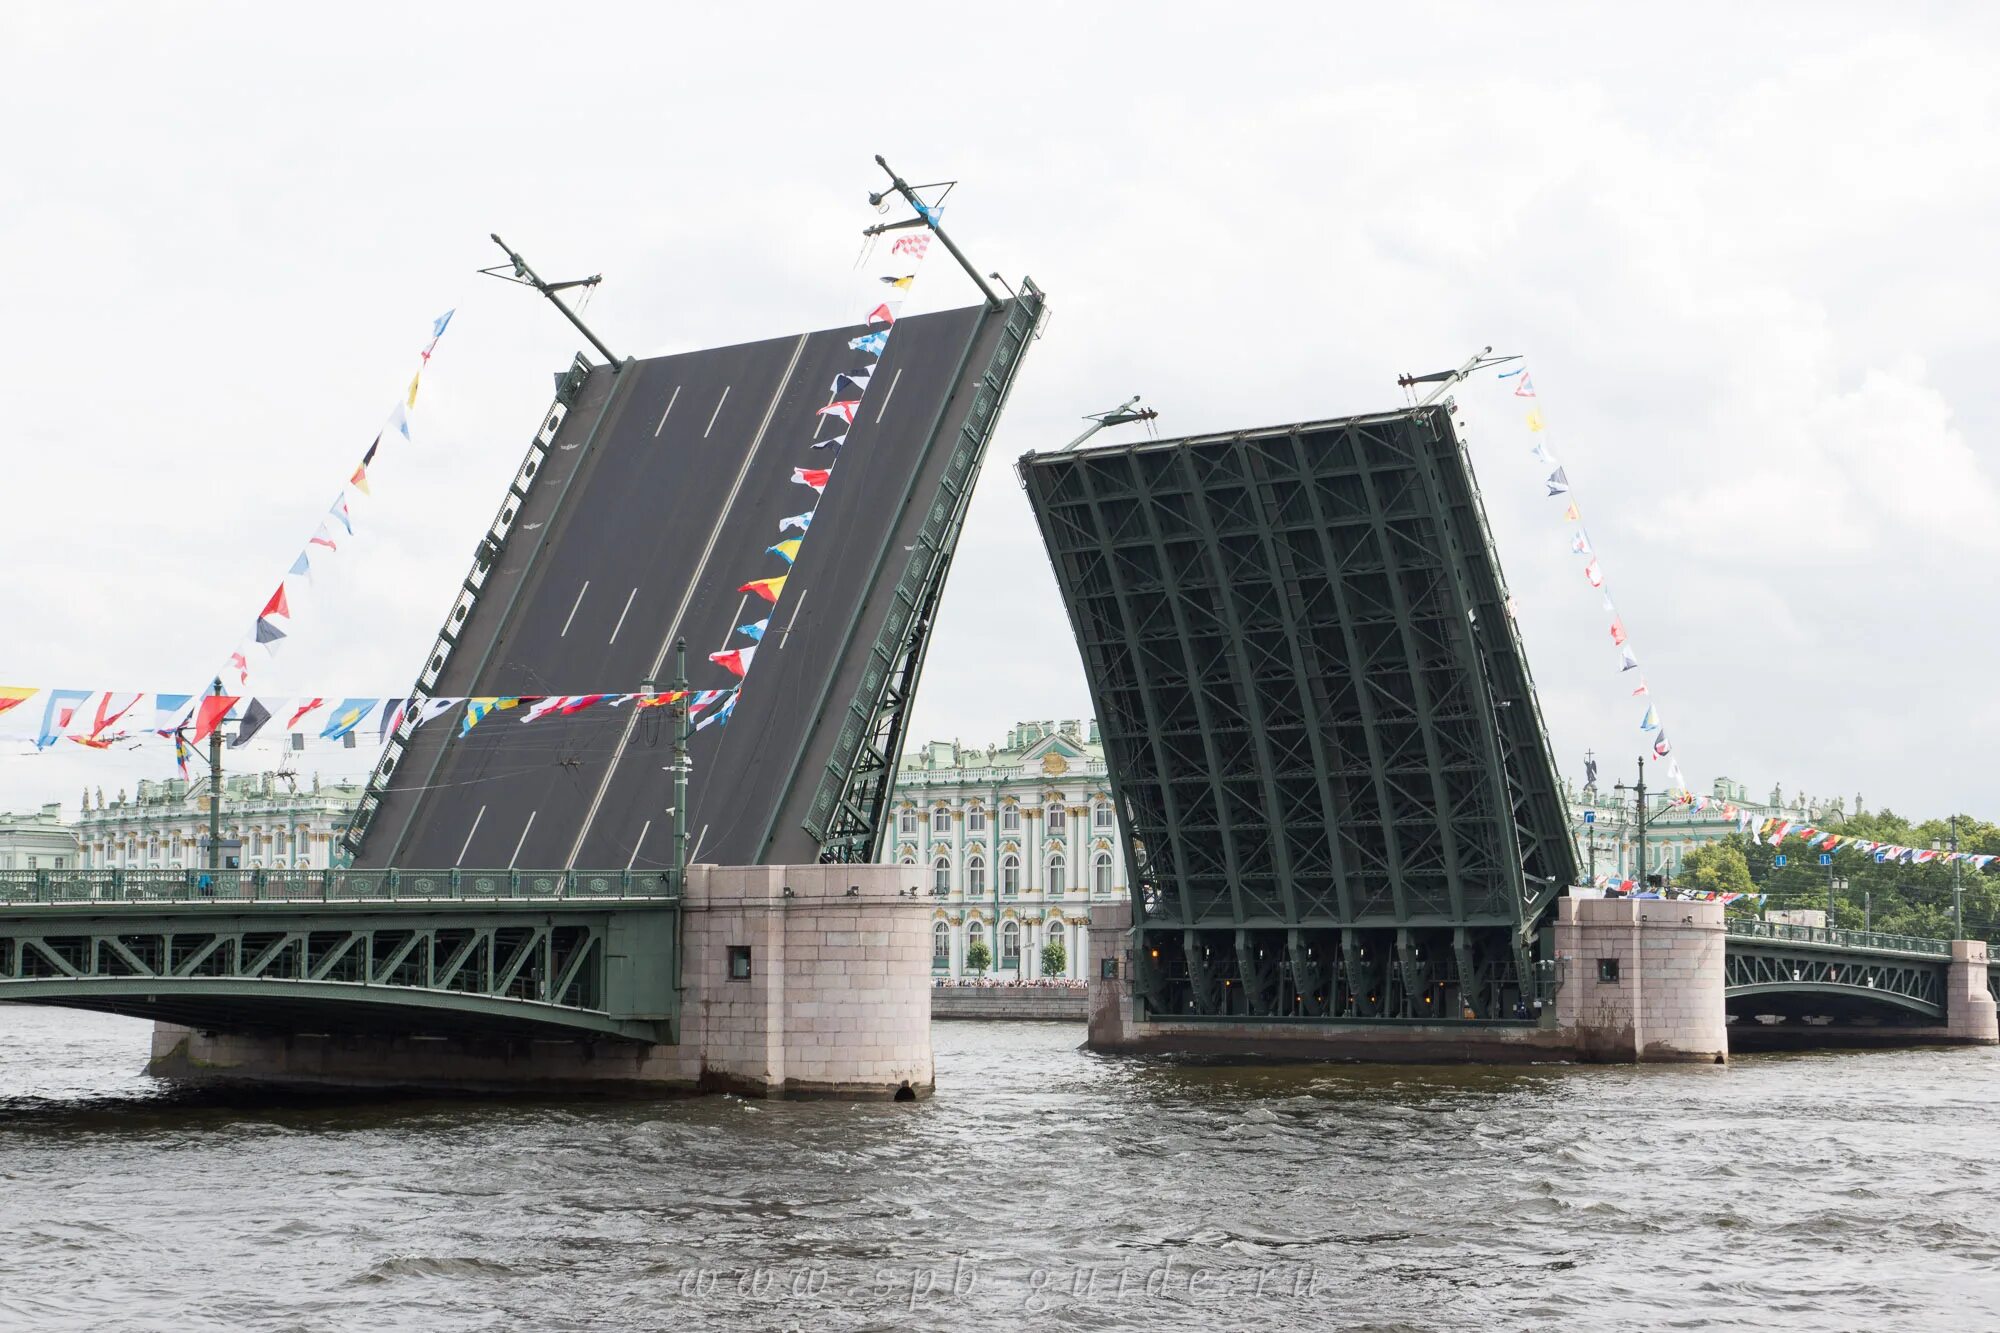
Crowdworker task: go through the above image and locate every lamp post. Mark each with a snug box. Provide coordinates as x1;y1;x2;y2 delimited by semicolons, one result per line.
1613;756;1649;889
1828;872;1847;935
1952;814;1963;939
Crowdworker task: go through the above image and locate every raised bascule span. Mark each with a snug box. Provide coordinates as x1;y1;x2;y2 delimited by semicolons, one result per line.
348;288;1043;874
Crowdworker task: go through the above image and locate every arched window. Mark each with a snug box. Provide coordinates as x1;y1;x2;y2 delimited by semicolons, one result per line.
1046;851;1066;896
967;920;986;954
932;806;952;835
1093;852;1112;895
1047;919;1066;959
966;855;986;895
1001;853;1020;897
900;850;917;867
932;921;950;965
932;853;951;895
1000;920;1021;966
899;807;918;836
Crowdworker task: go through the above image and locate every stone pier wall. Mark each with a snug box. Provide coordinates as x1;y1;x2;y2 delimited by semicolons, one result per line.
148;863;934;1099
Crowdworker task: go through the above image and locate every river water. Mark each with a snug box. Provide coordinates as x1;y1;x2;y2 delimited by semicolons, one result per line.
0;1010;1996;1331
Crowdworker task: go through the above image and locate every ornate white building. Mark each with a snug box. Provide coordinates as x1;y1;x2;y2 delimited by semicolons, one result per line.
889;720;1127;981
0;803;80;872
74;772;364;871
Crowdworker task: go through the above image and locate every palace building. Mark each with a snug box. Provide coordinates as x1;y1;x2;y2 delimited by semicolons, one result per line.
889;720;1127;981
74;772;366;872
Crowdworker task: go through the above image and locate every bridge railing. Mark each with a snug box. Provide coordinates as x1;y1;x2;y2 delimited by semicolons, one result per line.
0;869;679;907
1724;916;1952;957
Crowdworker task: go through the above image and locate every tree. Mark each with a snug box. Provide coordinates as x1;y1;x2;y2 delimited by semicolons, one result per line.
965;940;991;976
1041;940;1067;978
1680;842;1753;895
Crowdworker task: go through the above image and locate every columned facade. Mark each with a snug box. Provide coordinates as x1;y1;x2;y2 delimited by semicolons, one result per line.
74;773;363;871
889;721;1125;982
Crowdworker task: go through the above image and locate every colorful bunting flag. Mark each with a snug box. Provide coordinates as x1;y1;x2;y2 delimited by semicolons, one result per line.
767;539;801;565
1584;559;1603;588
350;463;371;496
460;697;520;736
1546;467;1568;496
231;698;273;748
738;618;769;642
708;647;755;679
319;698;376;740
813;433;846;450
289;551;313;581
696;693;737;731
1609;618;1627;646
818;401;860;426
849;332;888;356
1562;502;1580;522
880;275;914;289
866;303;896;326
780;512;813;535
329;498;354;535
792;467;830;493
1639;706;1659;732
1514;373;1536;398
0;687;35;719
739;575;788;604
191;694;241;744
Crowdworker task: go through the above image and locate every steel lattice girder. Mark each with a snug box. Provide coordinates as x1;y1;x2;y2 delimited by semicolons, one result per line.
1020;409;1576;973
0;902;676;1041
1726;938;1947;1020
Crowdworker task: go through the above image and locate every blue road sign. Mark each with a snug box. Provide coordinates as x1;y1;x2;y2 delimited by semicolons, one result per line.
1773;854;1788;867
1819;853;1832;866
1584;811;1596;824
1875;851;1888;862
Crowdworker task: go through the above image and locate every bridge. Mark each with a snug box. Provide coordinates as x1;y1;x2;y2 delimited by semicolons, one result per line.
1022;406;1998;1058
0;868;678;1042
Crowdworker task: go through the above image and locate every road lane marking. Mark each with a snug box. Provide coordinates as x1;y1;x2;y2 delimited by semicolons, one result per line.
653;385;681;438
874;366;903;423
455;805;486;867
626;819;651;871
560;580;590;638
703;385;731;438
608;587;638;645
721;593;749;652
507;811;537;869
563;335;810;868
778;586;810;648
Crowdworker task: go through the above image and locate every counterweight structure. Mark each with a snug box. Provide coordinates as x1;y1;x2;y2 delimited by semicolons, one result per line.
1019;406;1577;1022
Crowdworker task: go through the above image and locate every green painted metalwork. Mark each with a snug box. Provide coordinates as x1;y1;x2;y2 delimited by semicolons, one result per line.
1723;917;1951;958
1020;407;1576;1023
1724;931;1946;1021
0;870;677;1041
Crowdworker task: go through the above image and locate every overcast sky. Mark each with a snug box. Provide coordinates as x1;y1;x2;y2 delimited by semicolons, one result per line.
2;4;1995;824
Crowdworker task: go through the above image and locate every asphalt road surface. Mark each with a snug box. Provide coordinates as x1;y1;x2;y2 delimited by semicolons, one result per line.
357;301;1015;872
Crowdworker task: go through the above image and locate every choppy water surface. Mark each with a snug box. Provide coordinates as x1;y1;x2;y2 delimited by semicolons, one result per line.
1;1010;1996;1330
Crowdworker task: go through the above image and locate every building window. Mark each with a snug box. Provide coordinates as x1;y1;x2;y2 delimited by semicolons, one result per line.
967;806;987;833
1093;853;1112;895
932;854;951;895
1001;804;1021;833
1047;804;1066;834
1001;853;1020;897
899;808;918;836
932;806;952;835
1047;852;1066;896
900;851;917;867
1597;958;1621;984
932;922;950;966
26;856;36;871
1094;802;1114;831
53;857;65;870
967;920;986;961
1001;920;1021;967
967;855;986;895
1048;920;1066;969
729;946;753;981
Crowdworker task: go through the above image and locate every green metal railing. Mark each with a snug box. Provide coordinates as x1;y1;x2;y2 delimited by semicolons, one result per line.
1725;916;1952;958
0;869;679;907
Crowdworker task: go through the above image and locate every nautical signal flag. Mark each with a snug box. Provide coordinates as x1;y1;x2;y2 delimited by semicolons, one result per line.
350;463;371;496
232;698;273;749
890;233;931;258
779;512;813;534
792;467;830;493
1562;502;1580;522
849;332;888;357
738;618;768;642
460;697;521;736
767;539;801;565
287;698;327;730
0;687;34;719
1609;618;1628;646
866;303;896;327
1584;559;1603;588
813;433;846;450
1546;467;1569;496
309;523;339;551
739;575;788;604
320;698;377;740
880;274;914;289
696;693;737;731
818;401;859;426
1514;373;1536;398
709;646;756;678
261;586;290;620
330;498;354;535
834;369;872;396
1525;408;1545;432
191;694;242;744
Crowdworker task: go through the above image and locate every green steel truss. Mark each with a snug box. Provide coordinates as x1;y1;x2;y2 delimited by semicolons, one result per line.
0;869;677;1041
1724;934;1946;1021
803;282;1045;862
1021;407;1577;1022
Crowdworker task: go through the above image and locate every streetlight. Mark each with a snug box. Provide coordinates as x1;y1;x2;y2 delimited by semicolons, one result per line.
1828;873;1847;936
